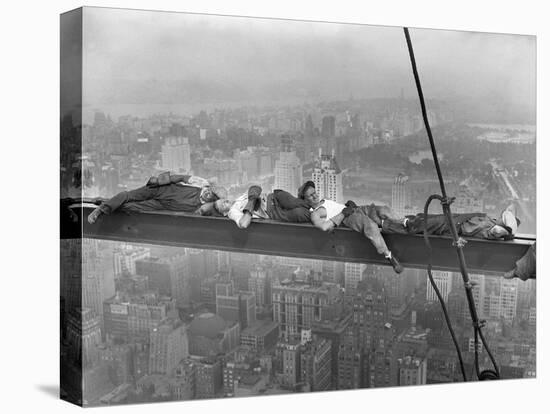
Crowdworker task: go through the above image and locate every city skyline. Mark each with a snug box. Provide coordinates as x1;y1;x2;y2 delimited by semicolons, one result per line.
61;6;537;407
82;7;535;122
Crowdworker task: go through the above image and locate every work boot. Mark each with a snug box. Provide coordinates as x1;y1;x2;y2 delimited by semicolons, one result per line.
503;269;517;279
386;253;404;274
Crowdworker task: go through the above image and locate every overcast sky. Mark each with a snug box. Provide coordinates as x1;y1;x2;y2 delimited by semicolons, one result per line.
82;7;535;112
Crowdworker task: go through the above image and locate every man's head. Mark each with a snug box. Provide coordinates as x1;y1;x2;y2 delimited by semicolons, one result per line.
214;199;233;216
201;185;228;203
298;181;319;208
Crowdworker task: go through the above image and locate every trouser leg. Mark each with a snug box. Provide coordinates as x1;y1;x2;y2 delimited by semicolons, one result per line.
121;199;164;213
100;186;160;214
344;211;389;255
273;190;310;209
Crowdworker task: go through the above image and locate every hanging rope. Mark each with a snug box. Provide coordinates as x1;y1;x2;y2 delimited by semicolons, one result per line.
403;27;499;381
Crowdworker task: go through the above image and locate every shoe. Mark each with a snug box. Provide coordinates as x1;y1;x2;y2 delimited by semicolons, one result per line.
387;253;404;274
88;207;103;224
503;269;517;279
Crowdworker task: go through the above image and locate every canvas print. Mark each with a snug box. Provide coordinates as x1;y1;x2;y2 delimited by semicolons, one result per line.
60;7;536;407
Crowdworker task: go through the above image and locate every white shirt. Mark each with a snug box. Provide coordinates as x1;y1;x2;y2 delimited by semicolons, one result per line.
228;192;269;226
311;199;345;220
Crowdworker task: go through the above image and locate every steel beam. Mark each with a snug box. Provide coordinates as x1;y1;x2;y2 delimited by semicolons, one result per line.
61;204;535;276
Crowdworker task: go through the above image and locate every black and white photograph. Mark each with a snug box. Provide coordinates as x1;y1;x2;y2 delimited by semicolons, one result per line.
59;6;537;407
3;1;548;414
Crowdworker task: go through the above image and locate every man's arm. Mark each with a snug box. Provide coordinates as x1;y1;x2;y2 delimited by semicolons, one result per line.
171;174;211;187
148;172;210;187
311;208;345;232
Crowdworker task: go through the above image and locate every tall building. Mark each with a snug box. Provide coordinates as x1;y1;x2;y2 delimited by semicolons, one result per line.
344;263;367;300
321;116;336;137
113;245;151;277
82;239;116;328
351;279;389;351
272;278;342;340
397;356;427;386
135;255;190;307
215;281;256;329
161;137;191;173
300;336;332;391
311;150;343;203
195;357;223;399
66;308;102;368
240;321;280;353
482;277;518;322
312;314;351;390
149;318;189;375
391;173;414;217
248;265;272;310
337;329;365;390
103;292;177;344
280;341;301;390
426;271;454;303
274;136;302;193
239;292;257;330
367;324;397;388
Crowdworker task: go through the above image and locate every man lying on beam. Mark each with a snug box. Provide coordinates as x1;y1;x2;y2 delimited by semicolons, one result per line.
298;180;404;274
87;172;227;224
381;203;520;241
209;185;312;228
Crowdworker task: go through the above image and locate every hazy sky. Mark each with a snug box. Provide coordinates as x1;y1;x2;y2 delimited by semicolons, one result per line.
82;7;535;110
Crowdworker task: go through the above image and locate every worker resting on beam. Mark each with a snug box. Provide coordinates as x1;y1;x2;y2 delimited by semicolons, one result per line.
212;185;312;228
381;203;521;240
87;172;227;224
212;181;404;274
298;181;405;274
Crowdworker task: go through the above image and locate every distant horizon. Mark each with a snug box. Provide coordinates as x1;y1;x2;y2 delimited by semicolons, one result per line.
82;7;535;124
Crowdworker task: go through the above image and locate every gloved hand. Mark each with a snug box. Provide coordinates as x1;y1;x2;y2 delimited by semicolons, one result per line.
345;200;358;208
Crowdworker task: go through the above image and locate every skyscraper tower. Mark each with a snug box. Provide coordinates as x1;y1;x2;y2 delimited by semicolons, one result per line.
321;116;336;137
82;239;115;328
149;318;189;375
392;173;413;217
337;329;365;389
274;135;303;193
66;308;102;368
161;137;191;173
312;149;343;203
344;263;367;301
300;336;332;391
426;271;453;303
